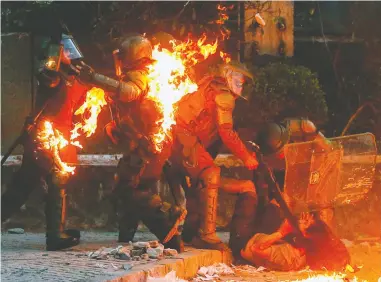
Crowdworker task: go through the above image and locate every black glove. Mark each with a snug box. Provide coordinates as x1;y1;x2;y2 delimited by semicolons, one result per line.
77;61;95;83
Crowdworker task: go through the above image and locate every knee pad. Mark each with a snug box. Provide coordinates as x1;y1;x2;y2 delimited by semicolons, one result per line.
199;166;221;189
240;180;256;193
235;191;258;217
52;170;69;186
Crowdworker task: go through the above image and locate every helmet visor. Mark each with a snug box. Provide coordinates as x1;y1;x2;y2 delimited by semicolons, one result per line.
61;34;83;60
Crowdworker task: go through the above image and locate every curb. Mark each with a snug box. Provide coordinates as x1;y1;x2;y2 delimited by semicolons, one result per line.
108;248;233;282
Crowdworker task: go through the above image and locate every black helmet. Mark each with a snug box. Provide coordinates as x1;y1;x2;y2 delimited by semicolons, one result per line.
255;123;290;155
150;32;176;51
113;35;154;76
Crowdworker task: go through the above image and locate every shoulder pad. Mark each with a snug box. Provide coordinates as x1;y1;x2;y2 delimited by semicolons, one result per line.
215;92;235;110
124;70;148;91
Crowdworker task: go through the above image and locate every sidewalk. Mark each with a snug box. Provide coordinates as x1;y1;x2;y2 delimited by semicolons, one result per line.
1;231;231;282
2;231;380;282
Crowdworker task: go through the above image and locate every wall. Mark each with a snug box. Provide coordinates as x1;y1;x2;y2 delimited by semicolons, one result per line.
1;33;33;154
243;1;294;59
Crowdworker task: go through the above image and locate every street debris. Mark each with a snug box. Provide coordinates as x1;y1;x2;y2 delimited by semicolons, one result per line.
232;264;266;275
8;228;25;234
147;270;187;282
85;240;179;272
193;263;267;281
195;263;235;281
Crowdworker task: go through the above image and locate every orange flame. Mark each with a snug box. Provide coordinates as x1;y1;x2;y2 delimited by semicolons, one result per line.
37;87;107;175
220;51;232;63
71;87;107;141
292;273;360;282
210;4;234;40
147;35;218;151
37;121;76;175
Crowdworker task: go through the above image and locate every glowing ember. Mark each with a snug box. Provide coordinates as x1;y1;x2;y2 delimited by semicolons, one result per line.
147;35;218;151
71;87;107;141
37;120;76;175
290;274;360;282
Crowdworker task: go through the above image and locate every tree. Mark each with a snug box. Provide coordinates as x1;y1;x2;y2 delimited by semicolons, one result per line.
234;62;328;129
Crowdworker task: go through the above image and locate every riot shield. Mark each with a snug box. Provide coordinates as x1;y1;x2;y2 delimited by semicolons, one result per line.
283;133;377;214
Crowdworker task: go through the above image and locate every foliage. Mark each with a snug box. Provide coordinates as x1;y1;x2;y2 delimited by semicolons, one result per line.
234;62;328;128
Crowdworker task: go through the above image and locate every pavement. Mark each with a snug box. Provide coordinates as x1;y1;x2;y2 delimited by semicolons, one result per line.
1;231;381;282
1;231;232;282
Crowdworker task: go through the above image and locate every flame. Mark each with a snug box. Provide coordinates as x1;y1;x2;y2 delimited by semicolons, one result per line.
220;51;232;63
37;121;76;175
291;273;362;282
147;35;218;151
36;87;107;175
71;87;107;140
210;4;234;40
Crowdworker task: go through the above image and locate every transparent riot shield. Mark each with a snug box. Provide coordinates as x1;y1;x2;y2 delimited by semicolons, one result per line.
283;133;377;214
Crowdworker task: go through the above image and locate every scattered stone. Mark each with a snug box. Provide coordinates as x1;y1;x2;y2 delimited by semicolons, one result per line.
115;252;131;261
123;264;133;271
147;246;164;259
149;240;160;248
163;248;178;257
42;254;48;257
132;256;141;261
141;253;149;260
8;228;25;234
131;249;144;257
133;241;150;249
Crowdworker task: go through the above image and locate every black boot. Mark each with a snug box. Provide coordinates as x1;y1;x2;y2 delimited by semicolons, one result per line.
114;154;145;242
182;192;199;243
138;185;187;253
229;191;257;257
118;207;139;243
45;178;79;251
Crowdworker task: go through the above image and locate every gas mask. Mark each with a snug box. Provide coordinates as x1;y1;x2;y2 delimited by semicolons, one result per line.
225;69;246;97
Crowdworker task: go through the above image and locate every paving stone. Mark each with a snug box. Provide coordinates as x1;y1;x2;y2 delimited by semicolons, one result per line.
1;231;231;282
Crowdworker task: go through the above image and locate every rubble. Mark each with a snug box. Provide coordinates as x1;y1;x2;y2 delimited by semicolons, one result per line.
195;263;235;281
86;241;176;263
163;248;178;257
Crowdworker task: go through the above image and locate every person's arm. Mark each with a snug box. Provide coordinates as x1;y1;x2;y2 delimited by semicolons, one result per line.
215;92;258;170
77;63;147;102
289;119;333;152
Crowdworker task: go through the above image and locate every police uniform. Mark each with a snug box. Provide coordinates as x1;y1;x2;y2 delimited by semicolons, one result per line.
170;62;258;251
1;35;87;250
77;35;185;252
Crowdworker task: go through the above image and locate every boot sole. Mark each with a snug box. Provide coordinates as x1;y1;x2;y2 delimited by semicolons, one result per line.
162;209;188;244
191;237;231;252
46;239;80;251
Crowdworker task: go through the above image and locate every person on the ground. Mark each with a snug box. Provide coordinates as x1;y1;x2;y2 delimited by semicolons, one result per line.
241;211;350;271
254;118;335;232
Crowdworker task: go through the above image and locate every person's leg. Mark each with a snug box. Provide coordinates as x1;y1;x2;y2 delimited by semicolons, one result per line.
136;178;186;253
113;154;145;242
226;178;258;257
1;152;44;222
45;172;80;251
